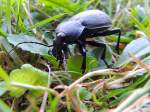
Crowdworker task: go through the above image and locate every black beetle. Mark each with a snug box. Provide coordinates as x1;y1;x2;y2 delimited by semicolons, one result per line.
52;10;121;73
9;10;121;73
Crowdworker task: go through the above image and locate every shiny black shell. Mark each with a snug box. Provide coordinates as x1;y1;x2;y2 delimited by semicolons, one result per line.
55;10;112;42
70;10;111;28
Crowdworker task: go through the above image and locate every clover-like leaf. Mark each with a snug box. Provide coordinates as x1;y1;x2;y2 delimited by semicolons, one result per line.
9;64;48;97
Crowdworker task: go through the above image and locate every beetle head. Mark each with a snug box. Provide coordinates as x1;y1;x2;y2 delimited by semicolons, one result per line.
52;20;85;62
52;32;66;62
55;32;66;44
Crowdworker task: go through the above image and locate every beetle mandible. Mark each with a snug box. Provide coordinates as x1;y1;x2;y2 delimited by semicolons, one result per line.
52;10;121;73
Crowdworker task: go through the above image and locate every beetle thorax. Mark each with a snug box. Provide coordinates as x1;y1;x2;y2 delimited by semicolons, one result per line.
55;20;85;44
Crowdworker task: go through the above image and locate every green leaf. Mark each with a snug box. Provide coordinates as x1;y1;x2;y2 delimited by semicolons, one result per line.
106;36;132;44
9;64;48;97
0;66;9;82
47;96;60;112
0;82;8;96
39;0;79;12
129;15;150;38
7;34;49;55
43;54;59;69
90;45;112;67
0;37;23;65
0;100;12;112
78;0;96;11
6;0;11;34
0;28;7;37
67;55;98;73
78;87;92;100
115;37;150;67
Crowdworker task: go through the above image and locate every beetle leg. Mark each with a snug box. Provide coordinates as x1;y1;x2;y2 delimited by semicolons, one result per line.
62;44;69;59
80;46;86;73
77;40;86;73
100;44;110;67
85;40;110;67
93;28;121;54
82;26;110;37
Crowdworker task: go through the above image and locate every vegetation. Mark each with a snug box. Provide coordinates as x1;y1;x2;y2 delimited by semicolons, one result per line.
0;0;150;112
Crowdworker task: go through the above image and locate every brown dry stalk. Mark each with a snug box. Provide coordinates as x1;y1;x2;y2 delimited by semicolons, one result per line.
130;53;150;71
59;69;117;98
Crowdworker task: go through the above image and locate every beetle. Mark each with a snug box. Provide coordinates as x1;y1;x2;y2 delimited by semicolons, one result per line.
52;10;121;73
9;10;121;73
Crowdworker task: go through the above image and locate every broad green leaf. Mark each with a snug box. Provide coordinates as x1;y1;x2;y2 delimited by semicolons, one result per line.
7;34;49;55
67;55;98;74
0;100;12;112
115;37;150;67
0;66;9;82
9;64;48;97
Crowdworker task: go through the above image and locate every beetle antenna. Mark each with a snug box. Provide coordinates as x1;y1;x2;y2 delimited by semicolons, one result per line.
8;42;53;55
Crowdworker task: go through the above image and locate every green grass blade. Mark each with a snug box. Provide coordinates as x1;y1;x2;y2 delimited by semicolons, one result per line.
80;0;96;11
130;15;150;38
39;0;78;12
0;37;23;66
30;13;67;29
6;0;12;34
